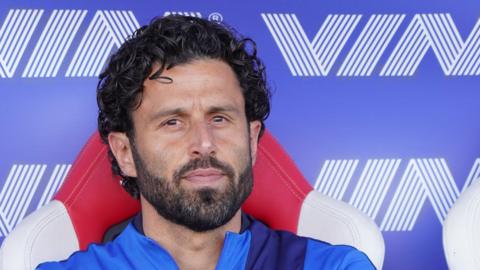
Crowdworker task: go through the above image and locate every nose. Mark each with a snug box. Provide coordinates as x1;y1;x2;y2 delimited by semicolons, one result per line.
188;121;216;158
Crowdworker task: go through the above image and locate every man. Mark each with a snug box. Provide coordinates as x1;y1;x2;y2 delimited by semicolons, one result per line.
37;15;375;270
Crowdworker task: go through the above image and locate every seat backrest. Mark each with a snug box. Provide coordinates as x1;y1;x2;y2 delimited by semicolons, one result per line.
0;130;384;269
443;179;480;270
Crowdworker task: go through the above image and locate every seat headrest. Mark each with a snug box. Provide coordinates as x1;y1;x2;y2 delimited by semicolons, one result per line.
54;130;312;249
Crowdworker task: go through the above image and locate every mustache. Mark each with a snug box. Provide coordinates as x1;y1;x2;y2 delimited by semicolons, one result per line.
173;156;235;183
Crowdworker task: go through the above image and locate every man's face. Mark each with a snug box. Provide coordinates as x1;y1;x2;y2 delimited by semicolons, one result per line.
125;59;261;232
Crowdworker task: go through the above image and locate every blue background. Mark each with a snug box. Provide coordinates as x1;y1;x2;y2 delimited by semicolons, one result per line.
2;1;480;269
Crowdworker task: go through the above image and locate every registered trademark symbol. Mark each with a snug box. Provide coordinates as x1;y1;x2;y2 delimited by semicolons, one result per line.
208;12;223;23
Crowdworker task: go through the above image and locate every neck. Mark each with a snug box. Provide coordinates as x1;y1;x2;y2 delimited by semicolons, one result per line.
140;197;242;270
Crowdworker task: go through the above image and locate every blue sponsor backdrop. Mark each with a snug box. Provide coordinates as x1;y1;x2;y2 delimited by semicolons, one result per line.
1;0;480;269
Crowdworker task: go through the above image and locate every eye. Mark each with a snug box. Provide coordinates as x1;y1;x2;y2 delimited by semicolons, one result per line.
163;119;181;127
166;119;178;125
212;115;226;123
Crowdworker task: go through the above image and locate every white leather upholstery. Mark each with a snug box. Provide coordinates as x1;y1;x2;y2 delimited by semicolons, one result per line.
0;200;79;270
443;180;480;270
297;191;385;270
2;193;385;269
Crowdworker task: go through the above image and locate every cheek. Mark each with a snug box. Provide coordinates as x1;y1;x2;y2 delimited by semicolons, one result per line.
217;134;251;169
135;141;172;178
138;131;183;162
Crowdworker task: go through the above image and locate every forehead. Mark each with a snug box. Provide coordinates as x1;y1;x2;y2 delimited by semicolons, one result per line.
139;59;245;113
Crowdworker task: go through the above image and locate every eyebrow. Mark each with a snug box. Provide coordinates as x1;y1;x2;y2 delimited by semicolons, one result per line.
149;108;186;122
207;105;241;115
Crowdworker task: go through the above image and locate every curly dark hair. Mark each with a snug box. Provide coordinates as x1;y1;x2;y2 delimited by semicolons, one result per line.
96;15;271;198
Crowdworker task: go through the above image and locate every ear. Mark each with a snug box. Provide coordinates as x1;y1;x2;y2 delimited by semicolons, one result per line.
108;132;137;178
249;121;262;165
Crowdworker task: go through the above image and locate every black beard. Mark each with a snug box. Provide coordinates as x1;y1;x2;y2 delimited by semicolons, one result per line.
132;149;253;232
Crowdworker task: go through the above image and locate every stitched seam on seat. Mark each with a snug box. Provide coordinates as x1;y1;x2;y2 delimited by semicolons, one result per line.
25;203;77;269
63;146;108;205
258;145;309;202
301;192;360;243
60;134;100;202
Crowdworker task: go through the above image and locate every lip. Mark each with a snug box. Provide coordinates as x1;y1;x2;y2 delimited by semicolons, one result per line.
183;168;225;184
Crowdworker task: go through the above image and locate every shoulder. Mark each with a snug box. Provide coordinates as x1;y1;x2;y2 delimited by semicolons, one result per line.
36;221;178;270
35;223;138;270
245;216;375;270
304;238;376;270
36;241;116;270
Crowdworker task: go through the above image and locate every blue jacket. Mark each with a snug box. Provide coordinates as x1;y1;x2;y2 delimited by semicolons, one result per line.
37;214;375;269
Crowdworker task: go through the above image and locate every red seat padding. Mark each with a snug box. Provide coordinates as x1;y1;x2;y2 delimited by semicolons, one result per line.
54;129;312;250
242;130;312;231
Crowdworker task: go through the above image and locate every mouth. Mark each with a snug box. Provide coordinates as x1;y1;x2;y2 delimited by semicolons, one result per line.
182;168;226;186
